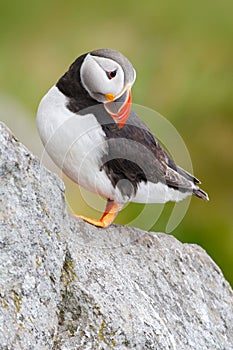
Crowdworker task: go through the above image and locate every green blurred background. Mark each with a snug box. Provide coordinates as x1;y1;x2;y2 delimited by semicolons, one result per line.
1;1;232;286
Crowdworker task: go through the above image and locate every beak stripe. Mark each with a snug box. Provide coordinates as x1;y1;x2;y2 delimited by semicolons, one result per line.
105;93;115;101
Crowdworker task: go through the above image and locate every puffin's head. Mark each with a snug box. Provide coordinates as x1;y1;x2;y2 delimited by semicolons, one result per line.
80;48;136;127
80;48;136;103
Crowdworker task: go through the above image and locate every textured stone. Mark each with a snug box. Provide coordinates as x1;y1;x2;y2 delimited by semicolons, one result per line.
0;122;232;350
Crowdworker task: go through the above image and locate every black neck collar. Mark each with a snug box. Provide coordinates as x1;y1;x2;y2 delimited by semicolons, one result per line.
56;53;100;113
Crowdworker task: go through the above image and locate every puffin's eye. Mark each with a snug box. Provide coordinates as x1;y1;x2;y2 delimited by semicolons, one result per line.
106;70;117;80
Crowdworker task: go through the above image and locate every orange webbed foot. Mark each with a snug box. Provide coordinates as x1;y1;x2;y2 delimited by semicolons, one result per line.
75;200;123;228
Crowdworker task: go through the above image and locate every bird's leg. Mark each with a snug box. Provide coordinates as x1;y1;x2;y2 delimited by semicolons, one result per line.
76;200;123;228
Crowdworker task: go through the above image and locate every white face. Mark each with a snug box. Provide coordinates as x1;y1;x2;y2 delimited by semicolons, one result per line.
80;54;127;103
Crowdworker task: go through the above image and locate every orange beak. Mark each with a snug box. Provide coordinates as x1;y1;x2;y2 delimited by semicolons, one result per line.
104;88;132;128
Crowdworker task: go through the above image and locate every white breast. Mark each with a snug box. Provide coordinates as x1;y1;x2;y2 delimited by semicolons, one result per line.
36;86;116;199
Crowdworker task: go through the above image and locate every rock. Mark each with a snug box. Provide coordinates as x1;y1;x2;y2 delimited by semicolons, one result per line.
0;122;232;350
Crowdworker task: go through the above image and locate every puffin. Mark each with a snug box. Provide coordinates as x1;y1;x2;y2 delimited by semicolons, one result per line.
37;48;209;228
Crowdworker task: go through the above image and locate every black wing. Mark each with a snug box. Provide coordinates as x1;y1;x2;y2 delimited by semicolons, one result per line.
89;104;208;200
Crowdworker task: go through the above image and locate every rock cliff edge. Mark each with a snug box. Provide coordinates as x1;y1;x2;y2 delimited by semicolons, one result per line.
0;122;232;350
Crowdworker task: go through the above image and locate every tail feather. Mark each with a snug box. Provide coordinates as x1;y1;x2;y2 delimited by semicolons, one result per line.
193;187;209;201
177;166;201;184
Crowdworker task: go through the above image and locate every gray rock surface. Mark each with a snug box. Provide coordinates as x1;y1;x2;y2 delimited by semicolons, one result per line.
0;122;232;350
